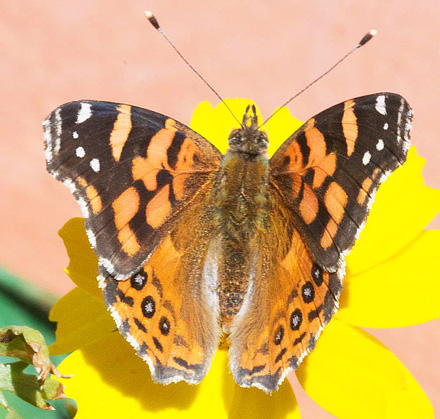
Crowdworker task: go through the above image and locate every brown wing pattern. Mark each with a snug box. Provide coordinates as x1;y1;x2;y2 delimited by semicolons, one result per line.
44;93;413;392
99;179;221;384
270;93;411;271
229;193;342;391
44;101;222;279
230;93;412;392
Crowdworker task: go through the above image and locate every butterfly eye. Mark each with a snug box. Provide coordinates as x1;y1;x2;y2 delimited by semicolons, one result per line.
228;130;243;146
255;131;268;146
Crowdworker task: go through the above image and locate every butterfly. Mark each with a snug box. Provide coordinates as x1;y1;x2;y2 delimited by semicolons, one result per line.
43;93;412;392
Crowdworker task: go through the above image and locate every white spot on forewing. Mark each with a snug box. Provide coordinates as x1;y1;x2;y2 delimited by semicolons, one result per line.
362;151;371;165
383;123;389;130
376;139;384;151
73;131;79;139
76;146;85;158
77;102;92;123
90;158;100;172
375;95;387;115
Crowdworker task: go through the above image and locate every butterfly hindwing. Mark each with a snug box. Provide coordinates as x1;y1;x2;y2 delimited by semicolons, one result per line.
100;184;221;384
229;193;342;391
44;101;222;279
270;93;412;271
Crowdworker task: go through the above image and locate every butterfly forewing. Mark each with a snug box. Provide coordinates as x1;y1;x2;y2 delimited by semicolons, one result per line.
44;101;222;279
270;93;412;271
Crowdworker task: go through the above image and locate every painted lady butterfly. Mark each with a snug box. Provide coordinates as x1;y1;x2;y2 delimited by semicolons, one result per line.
43;94;411;392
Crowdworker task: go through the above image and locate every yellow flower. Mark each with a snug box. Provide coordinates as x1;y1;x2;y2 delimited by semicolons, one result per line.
50;99;439;418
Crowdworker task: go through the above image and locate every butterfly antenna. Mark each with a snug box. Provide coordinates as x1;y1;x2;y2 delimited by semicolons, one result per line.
145;11;242;126
260;29;378;127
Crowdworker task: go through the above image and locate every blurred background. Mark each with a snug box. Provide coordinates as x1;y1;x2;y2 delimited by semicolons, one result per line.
1;1;439;417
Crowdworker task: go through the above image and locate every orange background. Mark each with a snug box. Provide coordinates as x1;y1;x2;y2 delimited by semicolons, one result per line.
1;1;439;416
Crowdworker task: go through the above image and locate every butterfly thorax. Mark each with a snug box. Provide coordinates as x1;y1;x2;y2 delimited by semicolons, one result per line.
210;107;270;328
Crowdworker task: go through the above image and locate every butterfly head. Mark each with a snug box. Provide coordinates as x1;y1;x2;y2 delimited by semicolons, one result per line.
228;104;268;156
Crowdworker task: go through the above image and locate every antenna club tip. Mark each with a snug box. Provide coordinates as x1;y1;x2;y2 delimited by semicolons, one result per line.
145;10;160;30
358;29;377;47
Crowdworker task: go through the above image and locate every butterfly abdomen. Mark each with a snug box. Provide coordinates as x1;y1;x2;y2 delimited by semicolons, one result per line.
211;151;269;327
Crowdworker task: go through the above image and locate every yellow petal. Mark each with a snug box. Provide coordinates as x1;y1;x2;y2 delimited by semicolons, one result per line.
190;99;257;153
189;99;302;158
49;287;115;355
58;217;101;299
263;106;303;157
337;230;440;327
58;333;301;418
347;147;440;276
296;319;433;419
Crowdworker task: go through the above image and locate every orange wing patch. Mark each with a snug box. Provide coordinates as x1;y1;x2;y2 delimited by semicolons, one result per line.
312;152;336;189
305;124;327;164
146;185;172;229
342;99;358;156
112;187;141;257
299;183;319;224
76;177;102;215
101;184;221;385
110;104;132;162
229;199;342;392
85;184;102;214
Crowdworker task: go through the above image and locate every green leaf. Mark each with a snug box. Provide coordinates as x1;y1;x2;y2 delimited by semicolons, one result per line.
0;390;8;409
0;268;71;417
0;362;64;410
5;408;22;419
0;326;68;411
0;326;62;384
